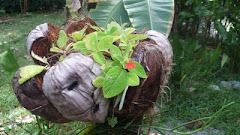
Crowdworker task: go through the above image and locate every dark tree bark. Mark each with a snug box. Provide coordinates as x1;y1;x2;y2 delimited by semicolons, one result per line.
23;0;27;15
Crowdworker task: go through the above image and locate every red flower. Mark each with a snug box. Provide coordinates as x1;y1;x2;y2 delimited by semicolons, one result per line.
126;62;136;69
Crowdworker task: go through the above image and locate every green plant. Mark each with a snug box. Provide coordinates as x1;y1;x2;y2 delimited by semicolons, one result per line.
170;34;228;88
174;0;240;72
18;21;148;107
0;46;19;77
89;0;174;37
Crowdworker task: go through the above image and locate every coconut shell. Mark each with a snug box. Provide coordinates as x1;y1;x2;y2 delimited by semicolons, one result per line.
42;53;110;123
15;17;172;124
27;23;61;66
111;31;172;118
13;69;70;123
64;17;97;35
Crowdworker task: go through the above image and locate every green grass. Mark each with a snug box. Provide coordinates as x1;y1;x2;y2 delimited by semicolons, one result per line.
0;11;84;134
0;12;239;134
155;73;240;134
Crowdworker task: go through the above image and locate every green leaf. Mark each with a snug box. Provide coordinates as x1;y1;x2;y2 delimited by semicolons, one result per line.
110;45;124;62
0;46;19;75
129;61;147;78
127;72;140;86
93;52;106;65
109;26;118;35
215;21;228;39
110;45;122;58
59;56;65;62
73;41;90;55
111;61;122;67
31;51;48;65
85;32;98;51
124;28;136;36
57;30;68;48
107;117;118;127
93;76;105;88
123;0;174;37
127;34;148;41
107;22;123;36
18;65;45;85
50;47;64;53
103;66;128;98
114;56;124;63
97;36;114;51
71;27;87;41
89;0;130;28
97;31;106;40
120;34;128;44
221;53;228;69
100;66;114;77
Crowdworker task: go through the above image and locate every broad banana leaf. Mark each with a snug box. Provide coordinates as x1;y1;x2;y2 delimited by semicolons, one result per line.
89;0;130;28
123;0;174;37
88;0;112;3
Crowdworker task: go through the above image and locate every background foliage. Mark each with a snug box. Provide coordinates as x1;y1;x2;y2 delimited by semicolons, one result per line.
0;0;65;13
170;0;240;89
173;0;240;72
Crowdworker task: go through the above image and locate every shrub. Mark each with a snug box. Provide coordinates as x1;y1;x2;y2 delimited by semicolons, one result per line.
0;0;65;13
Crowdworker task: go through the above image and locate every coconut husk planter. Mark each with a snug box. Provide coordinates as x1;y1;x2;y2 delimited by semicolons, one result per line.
12;16;172;134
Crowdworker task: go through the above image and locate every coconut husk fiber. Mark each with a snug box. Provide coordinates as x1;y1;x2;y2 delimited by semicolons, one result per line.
13;17;172;128
110;31;172;119
13;69;70;123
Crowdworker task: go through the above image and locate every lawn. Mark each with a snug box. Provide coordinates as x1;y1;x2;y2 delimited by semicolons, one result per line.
0;12;239;134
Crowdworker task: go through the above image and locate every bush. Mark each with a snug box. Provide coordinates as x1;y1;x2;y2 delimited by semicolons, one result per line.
172;0;240;75
0;0;65;13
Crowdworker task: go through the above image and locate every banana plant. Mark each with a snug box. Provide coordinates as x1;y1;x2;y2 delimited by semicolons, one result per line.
89;0;174;37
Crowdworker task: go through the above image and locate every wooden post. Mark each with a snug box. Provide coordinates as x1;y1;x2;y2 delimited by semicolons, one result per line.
23;0;27;15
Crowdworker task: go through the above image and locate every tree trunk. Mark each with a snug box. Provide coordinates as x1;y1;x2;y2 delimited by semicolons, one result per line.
23;0;27;15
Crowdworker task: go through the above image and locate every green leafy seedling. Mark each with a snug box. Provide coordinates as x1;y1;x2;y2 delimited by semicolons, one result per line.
127;72;140;86
93;76;105;88
85;32;98;51
0;46;19;75
72;27;87;41
103;66;128;98
73;41;91;55
31;51;49;65
18;65;46;84
107;117;118;128
93;52;106;65
57;30;68;48
128;61;147;78
50;46;64;53
97;36;114;51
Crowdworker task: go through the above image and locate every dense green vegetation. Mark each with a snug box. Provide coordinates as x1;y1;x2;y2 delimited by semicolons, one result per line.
0;0;65;13
0;0;239;134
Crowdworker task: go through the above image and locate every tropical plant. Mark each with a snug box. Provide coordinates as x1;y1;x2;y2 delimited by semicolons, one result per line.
174;0;240;72
89;0;174;37
0;46;19;77
170;34;227;89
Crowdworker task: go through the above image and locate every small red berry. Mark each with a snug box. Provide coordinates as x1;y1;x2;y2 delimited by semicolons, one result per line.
126;62;136;69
